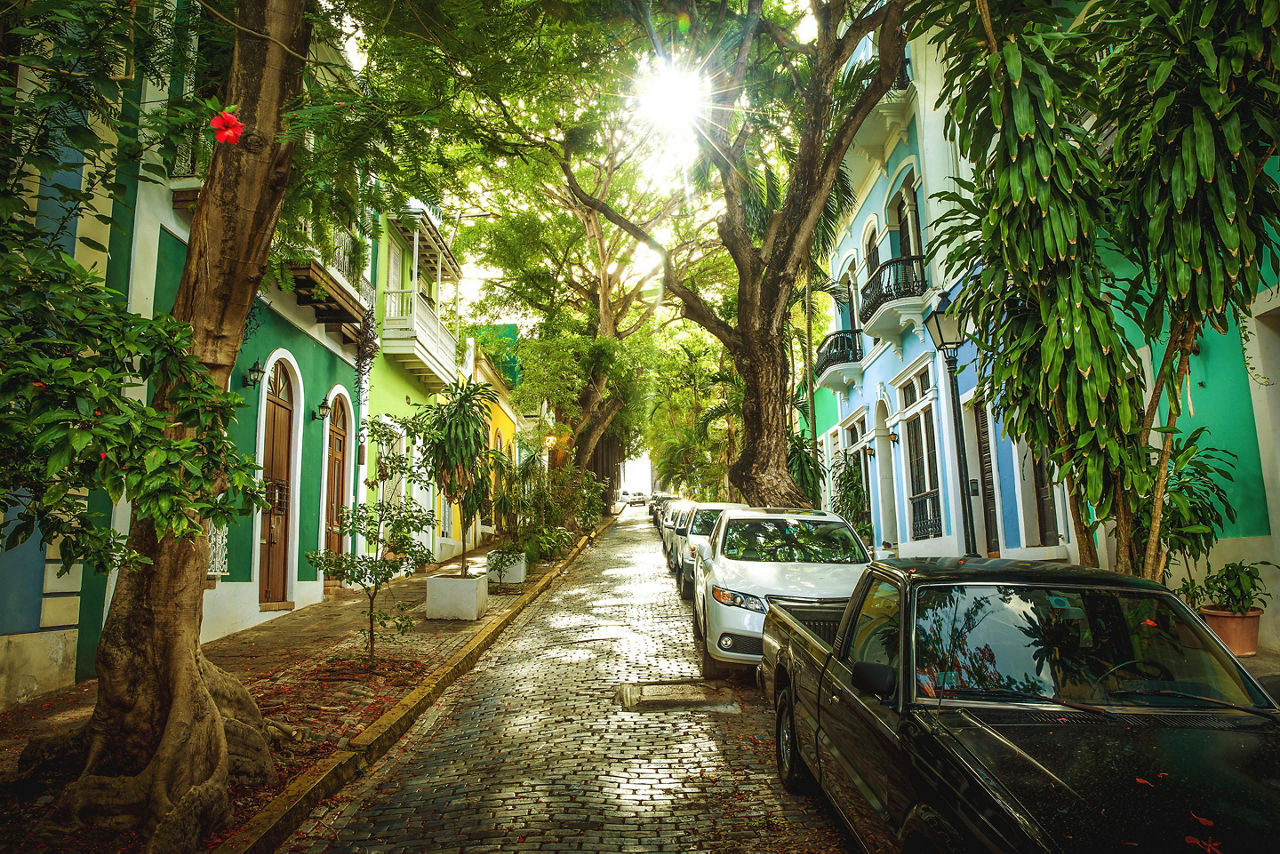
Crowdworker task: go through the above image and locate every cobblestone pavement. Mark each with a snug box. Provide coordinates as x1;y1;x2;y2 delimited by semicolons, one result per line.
286;508;852;853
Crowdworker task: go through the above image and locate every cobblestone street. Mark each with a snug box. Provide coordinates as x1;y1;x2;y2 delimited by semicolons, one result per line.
286;509;851;852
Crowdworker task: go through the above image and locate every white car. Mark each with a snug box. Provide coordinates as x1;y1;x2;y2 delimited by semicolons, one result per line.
675;502;747;600
692;508;870;679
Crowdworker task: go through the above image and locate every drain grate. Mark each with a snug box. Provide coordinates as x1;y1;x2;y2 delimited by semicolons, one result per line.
613;680;741;713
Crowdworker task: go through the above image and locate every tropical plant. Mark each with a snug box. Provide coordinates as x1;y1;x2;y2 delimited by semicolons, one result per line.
831;450;875;545
1204;560;1277;615
415;378;500;577
1096;0;1280;578
307;418;433;666
919;0;1144;570
1131;428;1237;584
787;430;826;508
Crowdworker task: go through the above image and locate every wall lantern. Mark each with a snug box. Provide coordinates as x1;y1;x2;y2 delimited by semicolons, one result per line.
243;359;266;388
313;398;333;421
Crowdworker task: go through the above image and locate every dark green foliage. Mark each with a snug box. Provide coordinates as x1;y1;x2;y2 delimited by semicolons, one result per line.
1131;428;1237;579
0;0;262;577
787;430;824;507
830;450;874;545
920;0;1146;535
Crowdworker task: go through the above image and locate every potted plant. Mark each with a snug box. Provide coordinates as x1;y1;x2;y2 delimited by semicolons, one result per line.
486;545;526;586
1178;560;1276;657
415;378;500;620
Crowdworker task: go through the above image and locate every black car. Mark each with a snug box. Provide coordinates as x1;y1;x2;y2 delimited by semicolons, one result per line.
760;558;1280;852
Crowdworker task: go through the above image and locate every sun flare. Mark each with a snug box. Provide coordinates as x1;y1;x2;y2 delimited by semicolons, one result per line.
633;59;710;146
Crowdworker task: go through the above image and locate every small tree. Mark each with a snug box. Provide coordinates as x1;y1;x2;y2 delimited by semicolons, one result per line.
308;418;433;667
831;450;875;546
416;378;499;576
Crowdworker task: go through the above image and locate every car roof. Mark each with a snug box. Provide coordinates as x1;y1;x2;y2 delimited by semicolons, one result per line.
690;502;748;511
869;557;1168;591
722;506;845;521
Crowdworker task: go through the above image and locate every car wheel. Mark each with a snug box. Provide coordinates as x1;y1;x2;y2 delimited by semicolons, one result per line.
700;639;730;681
776;687;813;793
679;570;693;601
692;600;704;639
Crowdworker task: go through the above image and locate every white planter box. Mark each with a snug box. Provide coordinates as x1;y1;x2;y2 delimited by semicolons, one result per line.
425;574;489;621
486;553;526;585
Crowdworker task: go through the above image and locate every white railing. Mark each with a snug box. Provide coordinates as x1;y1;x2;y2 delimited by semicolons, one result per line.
206;525;229;578
383;288;458;374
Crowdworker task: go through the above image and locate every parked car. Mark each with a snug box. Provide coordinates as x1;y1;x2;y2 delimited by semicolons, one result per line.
673;502;747;600
760;557;1280;853
667;503;698;571
649;494;674;527
627;491;647;506
691;507;869;679
661;500;693;562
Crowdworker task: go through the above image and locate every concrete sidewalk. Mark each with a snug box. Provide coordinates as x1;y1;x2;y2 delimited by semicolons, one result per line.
0;519;616;852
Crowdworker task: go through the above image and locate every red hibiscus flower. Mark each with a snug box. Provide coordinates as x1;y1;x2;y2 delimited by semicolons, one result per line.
210;111;244;145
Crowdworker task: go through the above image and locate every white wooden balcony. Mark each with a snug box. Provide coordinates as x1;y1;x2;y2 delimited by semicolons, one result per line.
381;288;457;390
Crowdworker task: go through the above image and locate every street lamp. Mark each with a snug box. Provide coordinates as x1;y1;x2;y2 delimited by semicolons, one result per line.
924;291;979;558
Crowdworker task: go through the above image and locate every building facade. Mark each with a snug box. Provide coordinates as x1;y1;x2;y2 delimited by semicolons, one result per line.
814;35;1279;648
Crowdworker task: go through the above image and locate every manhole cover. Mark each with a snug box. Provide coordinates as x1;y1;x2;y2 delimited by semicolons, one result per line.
613;680;740;713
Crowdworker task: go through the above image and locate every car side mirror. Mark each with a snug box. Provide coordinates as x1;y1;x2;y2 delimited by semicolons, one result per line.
851;661;897;700
676;527;688;537
696;543;712;562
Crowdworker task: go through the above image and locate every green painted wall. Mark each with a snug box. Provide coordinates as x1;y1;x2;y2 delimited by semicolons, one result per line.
815;386;839;436
154;235;358;585
1100;249;1270;540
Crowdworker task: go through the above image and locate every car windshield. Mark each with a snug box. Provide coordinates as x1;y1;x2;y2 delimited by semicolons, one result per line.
690;509;723;537
721;519;867;564
913;583;1271;709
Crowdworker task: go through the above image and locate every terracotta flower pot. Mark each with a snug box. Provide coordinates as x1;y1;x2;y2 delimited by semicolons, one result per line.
1199;606;1263;657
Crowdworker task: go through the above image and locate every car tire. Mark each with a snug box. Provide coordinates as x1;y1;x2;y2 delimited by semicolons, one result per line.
776;687;813;793
700;640;730;681
692;601;704;639
679;570;693;601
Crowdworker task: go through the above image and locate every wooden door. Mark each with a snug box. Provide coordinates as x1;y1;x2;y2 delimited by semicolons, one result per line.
325;397;348;554
260;362;292;603
1032;456;1060;547
973;400;1001;557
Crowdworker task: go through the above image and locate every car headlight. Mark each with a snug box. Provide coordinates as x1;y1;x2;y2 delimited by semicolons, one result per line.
711;586;767;613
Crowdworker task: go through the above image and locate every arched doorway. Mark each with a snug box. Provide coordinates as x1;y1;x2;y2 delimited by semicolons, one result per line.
325;396;349;555
874;400;899;549
260;362;293;604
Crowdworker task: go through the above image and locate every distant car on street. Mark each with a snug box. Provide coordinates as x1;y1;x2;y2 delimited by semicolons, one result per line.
627;491;647;506
760;557;1280;852
691;507;869;679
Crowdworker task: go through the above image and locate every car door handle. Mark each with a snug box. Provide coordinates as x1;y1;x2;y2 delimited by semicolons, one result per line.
827;693;841;705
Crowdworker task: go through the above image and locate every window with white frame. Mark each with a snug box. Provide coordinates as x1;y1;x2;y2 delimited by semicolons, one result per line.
899;366;940;540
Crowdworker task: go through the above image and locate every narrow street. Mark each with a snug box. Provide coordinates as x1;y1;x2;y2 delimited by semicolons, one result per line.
286;509;851;852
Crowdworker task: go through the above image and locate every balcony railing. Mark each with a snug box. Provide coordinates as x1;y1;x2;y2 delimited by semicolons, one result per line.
859;255;928;325
815;330;864;378
910;489;942;540
382;288;458;386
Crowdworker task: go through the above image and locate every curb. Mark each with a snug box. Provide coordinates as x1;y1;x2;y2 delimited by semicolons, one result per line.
213;515;618;854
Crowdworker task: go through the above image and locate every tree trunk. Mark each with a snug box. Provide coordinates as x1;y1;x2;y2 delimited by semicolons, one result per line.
572;395;625;473
49;2;311;847
731;334;811;507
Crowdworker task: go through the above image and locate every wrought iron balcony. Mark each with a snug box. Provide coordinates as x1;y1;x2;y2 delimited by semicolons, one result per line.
910;489;942;541
814;330;865;392
860;255;928;324
290;229;376;346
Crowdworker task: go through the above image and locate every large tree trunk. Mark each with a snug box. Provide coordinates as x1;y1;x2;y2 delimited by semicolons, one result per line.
731;333;810;507
45;2;311;847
